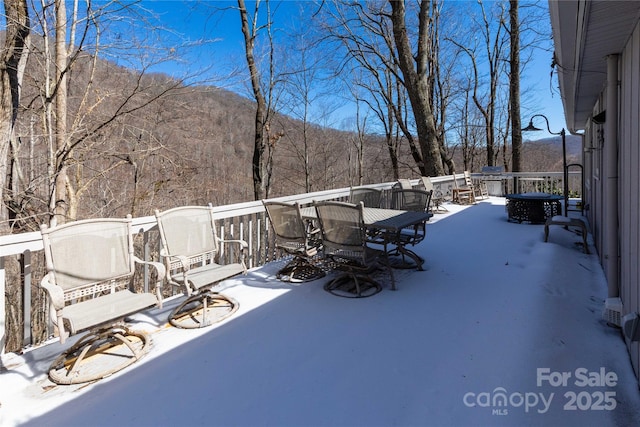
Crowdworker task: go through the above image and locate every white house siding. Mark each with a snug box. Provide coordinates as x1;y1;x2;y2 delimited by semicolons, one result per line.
618;19;640;380
550;0;640;385
583;17;640;385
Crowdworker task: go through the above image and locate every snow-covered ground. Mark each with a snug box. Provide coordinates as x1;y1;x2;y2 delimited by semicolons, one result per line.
1;197;639;427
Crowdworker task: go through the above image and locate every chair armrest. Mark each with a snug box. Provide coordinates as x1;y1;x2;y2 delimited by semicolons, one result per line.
133;256;166;309
217;238;248;273
40;272;70;343
217;237;248;250
134;256;166;282
160;249;191;272
40;272;65;310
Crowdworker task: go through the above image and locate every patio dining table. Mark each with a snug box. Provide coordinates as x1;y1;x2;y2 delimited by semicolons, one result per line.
300;206;432;290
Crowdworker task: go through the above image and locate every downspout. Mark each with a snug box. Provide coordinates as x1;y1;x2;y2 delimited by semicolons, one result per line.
605;54;619;298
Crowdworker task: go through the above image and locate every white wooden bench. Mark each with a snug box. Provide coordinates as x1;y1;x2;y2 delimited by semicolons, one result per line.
544;215;589;254
39;216;165;384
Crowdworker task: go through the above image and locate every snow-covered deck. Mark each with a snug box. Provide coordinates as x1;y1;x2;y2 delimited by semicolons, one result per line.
2;197;639;427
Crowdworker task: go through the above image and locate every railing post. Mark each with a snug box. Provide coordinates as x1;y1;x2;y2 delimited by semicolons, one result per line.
143;230;151;293
0;256;5;355
248;217;254;269
21;250;32;348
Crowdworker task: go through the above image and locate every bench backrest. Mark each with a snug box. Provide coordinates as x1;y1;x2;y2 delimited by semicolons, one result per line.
41;218;134;295
155;205;219;262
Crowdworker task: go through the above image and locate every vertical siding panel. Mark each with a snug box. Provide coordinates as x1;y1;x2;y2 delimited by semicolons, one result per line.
620;51;629;307
621;22;640;382
632;23;640;380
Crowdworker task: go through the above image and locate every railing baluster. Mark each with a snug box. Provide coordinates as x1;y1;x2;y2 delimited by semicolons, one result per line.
143;229;151;293
1;257;5;354
248;216;254;269
21;250;31;348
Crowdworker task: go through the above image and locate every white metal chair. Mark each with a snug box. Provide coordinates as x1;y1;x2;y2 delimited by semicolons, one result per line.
421;176;447;213
155;204;247;329
394;178;413;190
39;216;165;384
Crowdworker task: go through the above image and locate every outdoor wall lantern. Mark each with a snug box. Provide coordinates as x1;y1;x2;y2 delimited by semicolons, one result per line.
522;114;568;217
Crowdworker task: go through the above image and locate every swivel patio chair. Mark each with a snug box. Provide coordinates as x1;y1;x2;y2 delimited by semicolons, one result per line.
314;201;384;298
349;186;383;208
394;178;413;190
263;200;326;282
421;176;448;213
155;204;247;329
388;188;433;268
39;216;165;384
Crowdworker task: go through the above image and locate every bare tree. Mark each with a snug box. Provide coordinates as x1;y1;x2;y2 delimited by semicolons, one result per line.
277;21;327;193
0;0;29;226
389;0;444;176
237;0;281;200
318;1;442;177
509;0;522;172
449;0;509;168
1;1;200;227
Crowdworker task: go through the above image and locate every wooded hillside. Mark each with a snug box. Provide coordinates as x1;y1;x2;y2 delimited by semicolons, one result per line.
8;43;579;233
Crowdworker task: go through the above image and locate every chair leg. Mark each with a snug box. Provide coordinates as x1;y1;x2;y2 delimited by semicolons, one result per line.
323;273;382;298
169;292;239;329
48;325;151;385
277;257;326;283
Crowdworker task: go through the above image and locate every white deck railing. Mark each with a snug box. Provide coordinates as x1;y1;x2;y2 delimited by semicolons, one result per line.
0;172;581;353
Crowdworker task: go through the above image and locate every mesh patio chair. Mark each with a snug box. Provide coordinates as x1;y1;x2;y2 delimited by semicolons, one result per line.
314;201;385;298
263;200;326;282
388;188;433;268
421;176;448;213
394;178;413;190
155;204;247;329
349;187;383;208
39;216;165;384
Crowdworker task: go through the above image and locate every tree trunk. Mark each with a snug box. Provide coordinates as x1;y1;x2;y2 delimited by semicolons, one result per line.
0;0;29;225
389;0;444;177
509;0;522;172
51;0;70;223
238;0;268;200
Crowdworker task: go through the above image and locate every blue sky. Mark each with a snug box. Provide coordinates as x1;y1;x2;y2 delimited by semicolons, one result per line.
137;0;567;138
0;0;567;137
